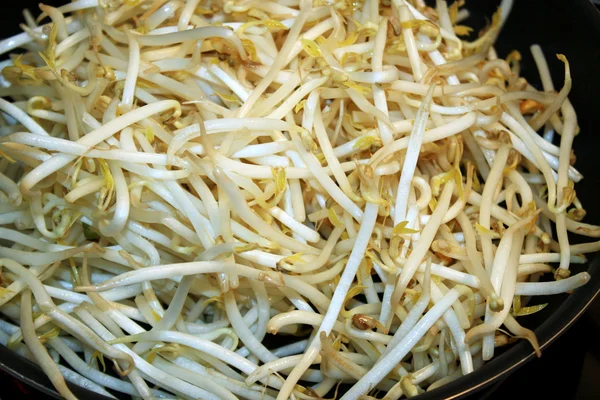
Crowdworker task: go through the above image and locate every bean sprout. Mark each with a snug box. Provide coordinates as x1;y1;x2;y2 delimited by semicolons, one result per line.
0;1;594;399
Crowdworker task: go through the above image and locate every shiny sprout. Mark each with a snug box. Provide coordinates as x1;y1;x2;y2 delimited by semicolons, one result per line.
0;0;594;399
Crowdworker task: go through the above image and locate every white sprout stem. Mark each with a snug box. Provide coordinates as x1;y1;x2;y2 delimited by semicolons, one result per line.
515;272;591;296
469;230;526;351
0;17;82;55
98;161;130;237
121;31;140;110
0;98;49;136
276;202;379;400
48;337;145;397
430;282;473;374
398;4;423;82
479;144;511;271
111;330;284;390
393;83;435;224
530;45;555;92
288;130;363;220
341;288;461;399
57;366;116;399
482;221;527;359
74;308;220;400
237;1;310;117
177;0;200;31
213;167;317;254
501;109;558;210
372;17;393;145
529;56;571;133
456;212;497;300
556;84;577;274
311;103;357;200
381;261;432;359
21;290;77;400
0;171;22;205
268;206;320;243
223;291;276;363
390;181;454;315
152;357;240;400
21;100;180;194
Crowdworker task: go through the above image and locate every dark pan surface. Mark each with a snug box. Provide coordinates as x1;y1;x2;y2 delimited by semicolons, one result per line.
0;0;599;399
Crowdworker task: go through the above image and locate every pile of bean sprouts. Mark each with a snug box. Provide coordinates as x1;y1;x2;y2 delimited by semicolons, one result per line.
0;0;597;398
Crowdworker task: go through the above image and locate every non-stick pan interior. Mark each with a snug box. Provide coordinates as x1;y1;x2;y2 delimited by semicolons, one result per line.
0;0;599;399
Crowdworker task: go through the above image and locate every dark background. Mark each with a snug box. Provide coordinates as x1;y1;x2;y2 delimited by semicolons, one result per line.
0;0;599;399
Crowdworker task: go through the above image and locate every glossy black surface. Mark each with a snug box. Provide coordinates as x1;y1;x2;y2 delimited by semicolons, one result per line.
0;0;600;399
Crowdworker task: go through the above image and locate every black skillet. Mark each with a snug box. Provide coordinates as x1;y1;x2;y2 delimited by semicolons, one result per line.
1;0;599;398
